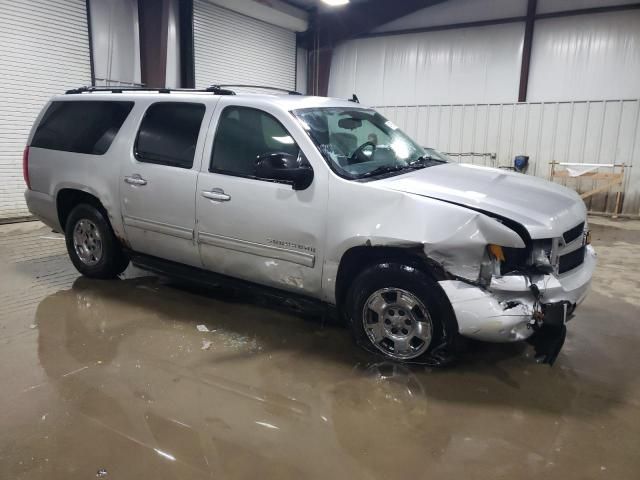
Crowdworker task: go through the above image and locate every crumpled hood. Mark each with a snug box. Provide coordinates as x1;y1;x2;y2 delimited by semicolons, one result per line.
375;163;586;239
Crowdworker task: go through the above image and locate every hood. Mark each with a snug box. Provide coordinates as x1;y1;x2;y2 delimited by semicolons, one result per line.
375;163;586;239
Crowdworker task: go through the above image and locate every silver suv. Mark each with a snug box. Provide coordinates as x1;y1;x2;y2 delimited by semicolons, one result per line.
24;86;596;365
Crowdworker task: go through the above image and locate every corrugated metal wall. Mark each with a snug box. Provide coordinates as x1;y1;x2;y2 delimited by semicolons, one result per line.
193;0;296;90
0;0;92;220
375;100;640;215
527;11;640;102
88;0;142;87
331;10;640;106
329;22;525;105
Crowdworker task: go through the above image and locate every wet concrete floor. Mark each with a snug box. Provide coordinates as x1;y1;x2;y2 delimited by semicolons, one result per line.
0;218;639;479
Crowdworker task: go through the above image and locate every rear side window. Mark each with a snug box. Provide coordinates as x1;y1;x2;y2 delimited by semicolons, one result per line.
31;101;134;155
135;102;205;169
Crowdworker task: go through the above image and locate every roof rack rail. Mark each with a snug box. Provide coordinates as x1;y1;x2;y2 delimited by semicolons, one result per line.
210;84;302;95
65;86;236;95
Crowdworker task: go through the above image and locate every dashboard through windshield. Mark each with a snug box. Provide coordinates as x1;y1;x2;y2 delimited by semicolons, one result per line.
292;107;446;180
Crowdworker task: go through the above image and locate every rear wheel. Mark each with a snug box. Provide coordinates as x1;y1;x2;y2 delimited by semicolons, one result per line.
346;262;457;363
65;204;129;278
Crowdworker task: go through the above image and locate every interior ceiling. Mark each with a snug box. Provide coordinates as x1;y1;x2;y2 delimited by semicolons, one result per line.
285;0;371;11
297;0;446;49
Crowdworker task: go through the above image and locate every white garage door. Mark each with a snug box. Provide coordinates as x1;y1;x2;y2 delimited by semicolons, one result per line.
0;0;92;220
193;0;296;91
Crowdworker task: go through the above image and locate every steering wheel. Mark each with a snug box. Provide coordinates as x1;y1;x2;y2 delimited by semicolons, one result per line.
349;141;376;164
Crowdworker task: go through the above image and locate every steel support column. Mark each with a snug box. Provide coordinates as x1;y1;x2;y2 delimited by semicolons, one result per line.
518;0;537;102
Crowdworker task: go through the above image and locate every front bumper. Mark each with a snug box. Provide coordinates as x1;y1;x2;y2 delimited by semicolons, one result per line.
438;245;597;343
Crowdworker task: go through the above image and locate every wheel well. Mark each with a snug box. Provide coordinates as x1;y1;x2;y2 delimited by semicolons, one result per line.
334;245;445;313
56;189;105;230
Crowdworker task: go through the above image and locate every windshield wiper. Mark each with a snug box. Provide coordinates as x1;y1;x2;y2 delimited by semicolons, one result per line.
358;155;446;179
409;155;446;167
358;165;406;178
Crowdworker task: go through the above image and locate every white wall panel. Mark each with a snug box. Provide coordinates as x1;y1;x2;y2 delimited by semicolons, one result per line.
89;0;141;86
353;38;386;102
165;0;181;88
373;100;640;214
537;0;639;14
328;23;524;105
528;11;640;102
373;0;527;33
0;0;91;219
327;42;358;100
193;0;296;90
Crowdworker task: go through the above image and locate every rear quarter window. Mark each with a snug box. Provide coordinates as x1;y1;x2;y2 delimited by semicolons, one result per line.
134;102;205;169
31;101;134;155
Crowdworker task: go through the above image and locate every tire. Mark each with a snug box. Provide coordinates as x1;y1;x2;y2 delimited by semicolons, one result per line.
65;203;129;279
346;262;457;364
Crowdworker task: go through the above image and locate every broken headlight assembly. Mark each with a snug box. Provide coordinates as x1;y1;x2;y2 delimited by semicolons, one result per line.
479;239;558;285
479;244;506;286
530;240;555;274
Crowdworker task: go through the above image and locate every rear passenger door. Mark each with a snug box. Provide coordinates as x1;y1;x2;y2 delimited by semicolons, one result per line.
120;100;212;267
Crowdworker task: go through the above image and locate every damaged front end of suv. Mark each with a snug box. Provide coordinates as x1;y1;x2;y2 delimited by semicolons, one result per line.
426;211;596;365
295;105;596;365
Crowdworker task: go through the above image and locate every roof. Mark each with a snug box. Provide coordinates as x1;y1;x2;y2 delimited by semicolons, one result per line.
54;87;365;111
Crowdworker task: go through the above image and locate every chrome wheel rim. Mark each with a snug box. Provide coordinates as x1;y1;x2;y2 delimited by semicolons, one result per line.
72;219;103;266
362;288;433;360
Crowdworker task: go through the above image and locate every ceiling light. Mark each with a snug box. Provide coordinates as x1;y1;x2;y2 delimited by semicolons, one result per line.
322;0;349;6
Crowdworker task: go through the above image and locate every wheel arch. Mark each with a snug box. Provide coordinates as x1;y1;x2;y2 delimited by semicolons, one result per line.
334;244;449;316
56;188;107;230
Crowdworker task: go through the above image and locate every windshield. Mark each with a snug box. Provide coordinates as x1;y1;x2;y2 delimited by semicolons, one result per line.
292;107;445;179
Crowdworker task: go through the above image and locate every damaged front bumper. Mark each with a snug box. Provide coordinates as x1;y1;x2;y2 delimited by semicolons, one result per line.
438;245;597;343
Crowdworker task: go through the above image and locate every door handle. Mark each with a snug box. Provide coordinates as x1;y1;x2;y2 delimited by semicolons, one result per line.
202;188;231;202
124;174;147;186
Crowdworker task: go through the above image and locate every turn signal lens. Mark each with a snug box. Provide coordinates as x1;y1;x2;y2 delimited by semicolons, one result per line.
488;244;506;262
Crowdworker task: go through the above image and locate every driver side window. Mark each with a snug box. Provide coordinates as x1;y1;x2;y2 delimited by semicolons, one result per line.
210;106;300;177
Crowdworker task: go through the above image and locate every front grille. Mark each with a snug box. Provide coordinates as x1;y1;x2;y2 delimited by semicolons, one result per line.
559;246;585;274
563;222;585;244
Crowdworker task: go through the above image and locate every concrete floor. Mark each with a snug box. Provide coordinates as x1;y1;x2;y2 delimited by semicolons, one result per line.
0;217;639;480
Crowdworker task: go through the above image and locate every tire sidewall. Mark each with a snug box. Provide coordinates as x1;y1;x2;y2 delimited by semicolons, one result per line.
65;204;124;278
347;262;456;363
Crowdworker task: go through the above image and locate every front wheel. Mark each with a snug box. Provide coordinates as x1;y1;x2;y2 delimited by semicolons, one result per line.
65;204;129;278
346;262;457;363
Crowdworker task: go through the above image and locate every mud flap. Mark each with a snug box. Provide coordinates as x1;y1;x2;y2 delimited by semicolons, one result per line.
529;301;569;366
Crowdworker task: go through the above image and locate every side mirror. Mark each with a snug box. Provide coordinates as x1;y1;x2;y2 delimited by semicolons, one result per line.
255;152;314;190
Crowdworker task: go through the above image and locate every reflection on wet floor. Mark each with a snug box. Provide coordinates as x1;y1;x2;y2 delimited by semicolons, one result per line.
1;219;639;479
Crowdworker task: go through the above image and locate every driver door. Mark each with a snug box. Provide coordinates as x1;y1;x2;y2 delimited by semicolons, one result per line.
195;102;328;297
